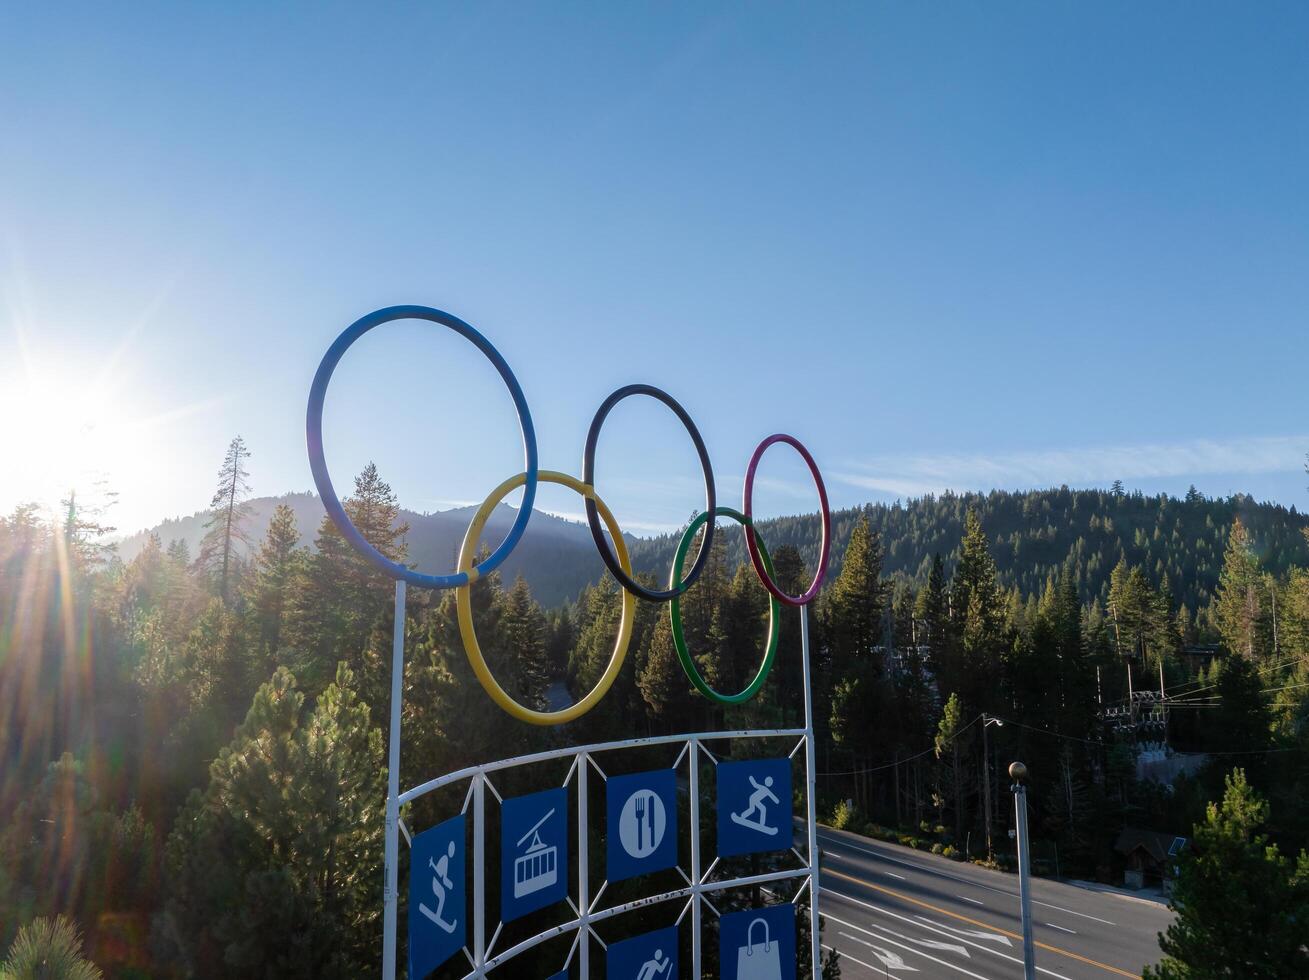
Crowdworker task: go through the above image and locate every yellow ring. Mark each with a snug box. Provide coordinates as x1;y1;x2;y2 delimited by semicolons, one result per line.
456;470;635;725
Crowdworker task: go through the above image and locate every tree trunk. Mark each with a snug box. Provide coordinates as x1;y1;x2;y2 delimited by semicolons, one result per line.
893;752;902;828
913;759;922;827
952;743;963;841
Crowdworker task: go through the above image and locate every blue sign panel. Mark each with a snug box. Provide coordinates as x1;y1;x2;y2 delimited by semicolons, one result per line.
607;768;678;882
408;814;466;979
501;786;568;922
548;972;568;980
720;903;796;980
607;924;678;980
717;758;792;857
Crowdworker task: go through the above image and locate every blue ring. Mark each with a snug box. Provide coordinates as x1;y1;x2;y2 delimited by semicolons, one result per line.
306;305;538;589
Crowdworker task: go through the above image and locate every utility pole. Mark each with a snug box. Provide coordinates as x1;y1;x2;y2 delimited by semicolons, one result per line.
1011;761;1036;980
981;715;1003;861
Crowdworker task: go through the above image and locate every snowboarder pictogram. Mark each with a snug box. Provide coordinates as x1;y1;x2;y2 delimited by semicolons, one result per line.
729;775;780;836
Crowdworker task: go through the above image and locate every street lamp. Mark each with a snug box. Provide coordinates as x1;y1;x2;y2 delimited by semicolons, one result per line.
1010;761;1035;980
981;714;1003;861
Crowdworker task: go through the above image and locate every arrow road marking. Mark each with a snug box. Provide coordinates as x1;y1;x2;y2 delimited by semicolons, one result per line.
907;936;970;956
824;865;1138;978
825;892;1076;980
823;943;887;977
914;915;1013;946
824;917;996;980
840;932;920;972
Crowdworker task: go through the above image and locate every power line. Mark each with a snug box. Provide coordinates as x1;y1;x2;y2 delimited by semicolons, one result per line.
816;713;983;777
996;717;1104;745
1165;654;1309;701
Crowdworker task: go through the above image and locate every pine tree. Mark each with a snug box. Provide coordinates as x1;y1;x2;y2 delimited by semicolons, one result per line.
166;538;192;567
825;516;887;672
639;614;693;732
499;576;551;709
286;463;408;695
544;606;574;677
916;553;949;671
60;486;116;575
1210;655;1271;755
934;693;971;841
1;915;103;980
165;664;384;978
764;544;809;726
1145;770;1309;978
196;436;252;604
245;503;302;657
822;516;891;807
403;577;533;795
948;511;1005;715
1215;519;1268;659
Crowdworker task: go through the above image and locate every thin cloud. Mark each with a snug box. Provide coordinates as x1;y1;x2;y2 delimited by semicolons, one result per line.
835;434;1309;499
541;510;680;535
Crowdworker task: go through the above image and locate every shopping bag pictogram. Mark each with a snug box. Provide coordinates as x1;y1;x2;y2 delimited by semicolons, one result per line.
736;917;782;980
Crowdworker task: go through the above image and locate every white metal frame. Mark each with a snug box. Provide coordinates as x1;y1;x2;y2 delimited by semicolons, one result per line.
383;587;821;979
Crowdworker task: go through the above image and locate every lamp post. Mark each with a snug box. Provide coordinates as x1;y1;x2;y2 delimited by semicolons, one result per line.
981;715;1003;860
1010;761;1036;980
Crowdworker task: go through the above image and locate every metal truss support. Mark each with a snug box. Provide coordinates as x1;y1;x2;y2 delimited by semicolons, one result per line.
384;598;824;979
802;603;822;980
383;580;406;980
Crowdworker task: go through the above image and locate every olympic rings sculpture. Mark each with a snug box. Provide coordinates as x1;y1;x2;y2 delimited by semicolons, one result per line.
307;305;832;722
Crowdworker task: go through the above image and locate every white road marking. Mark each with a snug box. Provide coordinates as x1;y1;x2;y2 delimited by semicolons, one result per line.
823;943;890;977
1045;922;1077;935
915;915;1012;946
843;916;971;958
908;936;970;956
823;889;1076;980
840;931;921;972
818;829;1118;925
956;894;985;906
886;871;907;880
1035;902;1113;926
824;916;997;980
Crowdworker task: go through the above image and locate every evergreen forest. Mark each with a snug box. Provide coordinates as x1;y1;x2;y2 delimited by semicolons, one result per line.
4;438;1309;977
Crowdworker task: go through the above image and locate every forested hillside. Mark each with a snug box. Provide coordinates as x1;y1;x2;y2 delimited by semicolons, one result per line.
6;443;1309;977
631;486;1309;621
115;491;629;608
121;486;1309;619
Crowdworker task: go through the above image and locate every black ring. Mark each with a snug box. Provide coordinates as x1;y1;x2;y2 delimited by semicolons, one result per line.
582;384;716;602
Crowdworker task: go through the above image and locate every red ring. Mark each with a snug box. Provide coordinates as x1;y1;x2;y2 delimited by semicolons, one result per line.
742;434;831;606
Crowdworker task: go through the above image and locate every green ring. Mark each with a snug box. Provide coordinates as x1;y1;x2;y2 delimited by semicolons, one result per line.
669;506;781;704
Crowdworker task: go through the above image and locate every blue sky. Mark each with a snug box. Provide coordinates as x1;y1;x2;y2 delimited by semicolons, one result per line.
2;3;1307;548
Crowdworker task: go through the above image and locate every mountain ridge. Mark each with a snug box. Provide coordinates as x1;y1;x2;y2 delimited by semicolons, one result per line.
117;487;1309;612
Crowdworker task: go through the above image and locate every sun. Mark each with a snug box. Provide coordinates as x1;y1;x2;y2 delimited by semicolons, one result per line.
0;364;141;522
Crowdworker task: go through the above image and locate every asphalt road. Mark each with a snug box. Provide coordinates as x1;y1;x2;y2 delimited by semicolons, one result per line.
812;825;1174;980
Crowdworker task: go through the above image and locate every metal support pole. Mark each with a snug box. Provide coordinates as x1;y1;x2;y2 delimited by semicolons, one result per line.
982;716;992;861
474;773;486;976
383;580;406;980
801;605;822;980
578;752;590;980
1011;763;1035;980
689;739;702;979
